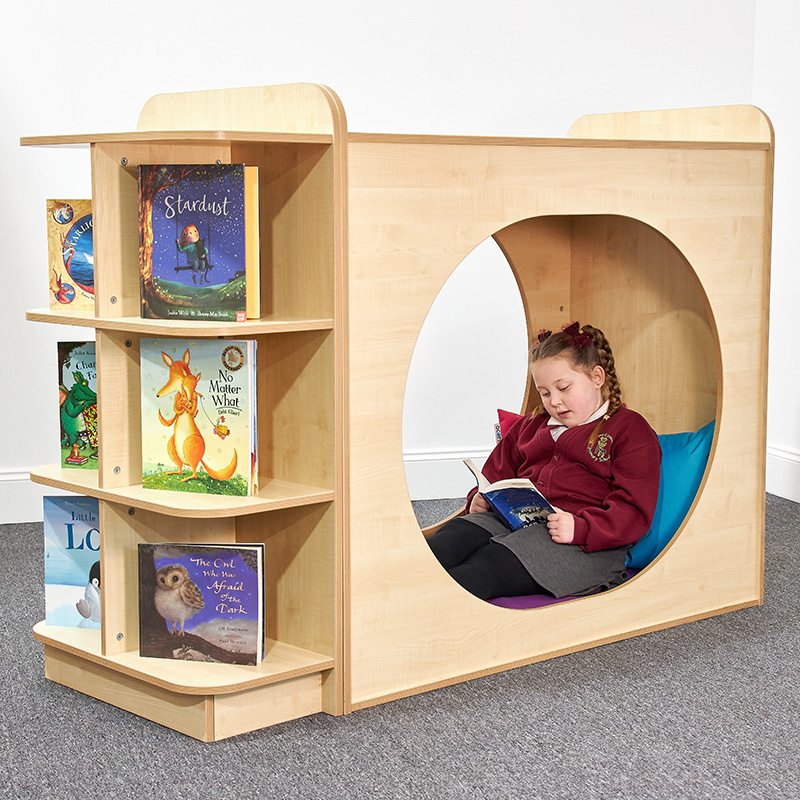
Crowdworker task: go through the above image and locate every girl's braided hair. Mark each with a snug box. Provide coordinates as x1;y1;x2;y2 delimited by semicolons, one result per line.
530;322;622;451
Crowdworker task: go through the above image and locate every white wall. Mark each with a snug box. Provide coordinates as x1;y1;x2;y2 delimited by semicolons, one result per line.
754;0;800;502
2;0;796;521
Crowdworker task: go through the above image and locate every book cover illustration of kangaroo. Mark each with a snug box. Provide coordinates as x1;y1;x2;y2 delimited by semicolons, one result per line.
140;339;256;496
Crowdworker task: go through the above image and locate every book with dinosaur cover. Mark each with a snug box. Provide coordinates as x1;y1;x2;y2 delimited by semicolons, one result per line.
138;542;265;664
138;163;260;322
47;199;94;313
140;337;257;496
44;495;101;628
58;341;98;469
464;458;556;530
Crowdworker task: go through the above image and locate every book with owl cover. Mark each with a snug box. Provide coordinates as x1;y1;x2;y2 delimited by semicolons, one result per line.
58;341;98;469
44;495;101;629
138;542;265;665
138;163;260;322
140;338;257;496
47;199;94;313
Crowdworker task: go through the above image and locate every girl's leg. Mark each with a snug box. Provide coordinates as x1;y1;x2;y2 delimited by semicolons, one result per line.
427;517;495;569
450;542;546;600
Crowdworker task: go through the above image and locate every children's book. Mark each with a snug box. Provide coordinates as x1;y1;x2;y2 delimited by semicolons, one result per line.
138;542;265;665
138;164;260;322
47;199;94;313
58;341;98;469
140;338;257;496
43;495;101;628
464;458;556;530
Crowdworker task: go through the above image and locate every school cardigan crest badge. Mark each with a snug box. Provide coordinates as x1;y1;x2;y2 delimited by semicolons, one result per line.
589;433;613;462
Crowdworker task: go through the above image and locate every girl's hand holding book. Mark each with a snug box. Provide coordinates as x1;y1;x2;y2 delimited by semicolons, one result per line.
546;508;575;544
468;494;492;514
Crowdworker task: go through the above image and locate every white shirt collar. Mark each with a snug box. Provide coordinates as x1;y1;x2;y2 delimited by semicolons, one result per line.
547;400;610;441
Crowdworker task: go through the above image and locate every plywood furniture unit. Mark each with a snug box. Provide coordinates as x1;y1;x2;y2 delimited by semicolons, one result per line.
343;105;772;710
23;85;346;741
23;85;773;735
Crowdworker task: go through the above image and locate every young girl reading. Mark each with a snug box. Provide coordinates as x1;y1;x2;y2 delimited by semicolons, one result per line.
427;322;661;601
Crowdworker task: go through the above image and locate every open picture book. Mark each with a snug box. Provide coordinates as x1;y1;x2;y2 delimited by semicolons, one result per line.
464;459;556;531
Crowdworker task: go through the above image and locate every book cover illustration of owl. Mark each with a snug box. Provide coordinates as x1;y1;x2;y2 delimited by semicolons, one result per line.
140;338;257;496
44;495;101;628
47;199;94;313
138;543;265;665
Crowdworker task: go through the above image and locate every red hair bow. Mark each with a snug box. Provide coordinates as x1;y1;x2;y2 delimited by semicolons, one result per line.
562;321;593;349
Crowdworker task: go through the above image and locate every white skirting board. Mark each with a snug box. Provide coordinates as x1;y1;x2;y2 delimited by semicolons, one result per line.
0;470;70;524
403;449;490;502
765;444;800;505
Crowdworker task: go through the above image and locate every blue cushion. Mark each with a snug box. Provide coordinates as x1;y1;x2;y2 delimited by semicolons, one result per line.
626;420;715;568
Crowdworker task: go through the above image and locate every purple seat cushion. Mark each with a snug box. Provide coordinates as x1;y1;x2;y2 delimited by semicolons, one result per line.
489;569;641;609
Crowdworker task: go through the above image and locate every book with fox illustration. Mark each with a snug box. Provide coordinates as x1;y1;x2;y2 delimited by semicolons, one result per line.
140;338;257;496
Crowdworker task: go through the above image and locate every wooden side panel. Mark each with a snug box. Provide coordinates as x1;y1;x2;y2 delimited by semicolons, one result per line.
493;214;719;431
256;330;335;489
232;142;335;321
345;133;770;709
493;216;572;413
236;504;340;714
95;330;140;489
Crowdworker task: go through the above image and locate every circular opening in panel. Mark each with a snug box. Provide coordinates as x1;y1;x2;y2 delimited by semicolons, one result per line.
403;235;528;526
405;213;719;608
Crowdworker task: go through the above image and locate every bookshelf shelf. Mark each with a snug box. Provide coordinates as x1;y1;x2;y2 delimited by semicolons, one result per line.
30;465;334;518
26;308;335;335
20;130;334;147
33;623;335;695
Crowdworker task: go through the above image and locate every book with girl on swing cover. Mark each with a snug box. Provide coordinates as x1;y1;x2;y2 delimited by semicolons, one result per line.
138;164;260;322
140;337;257;496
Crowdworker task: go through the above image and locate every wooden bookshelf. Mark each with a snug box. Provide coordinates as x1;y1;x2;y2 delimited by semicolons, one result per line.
24;85;772;740
26;84;346;740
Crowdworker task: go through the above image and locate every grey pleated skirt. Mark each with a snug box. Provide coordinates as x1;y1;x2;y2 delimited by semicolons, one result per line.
465;512;631;599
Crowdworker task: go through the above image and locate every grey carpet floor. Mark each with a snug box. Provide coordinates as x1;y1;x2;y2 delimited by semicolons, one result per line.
2;494;798;799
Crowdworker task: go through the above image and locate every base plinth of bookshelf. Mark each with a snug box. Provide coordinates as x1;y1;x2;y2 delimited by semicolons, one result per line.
35;623;334;741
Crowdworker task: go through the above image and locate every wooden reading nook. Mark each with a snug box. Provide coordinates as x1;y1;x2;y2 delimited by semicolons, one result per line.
23;84;773;740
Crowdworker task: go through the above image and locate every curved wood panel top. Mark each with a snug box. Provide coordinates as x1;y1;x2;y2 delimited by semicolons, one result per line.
137;83;347;138
568;105;773;145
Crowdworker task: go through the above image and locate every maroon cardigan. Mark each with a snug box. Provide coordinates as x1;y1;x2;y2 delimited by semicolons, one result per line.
467;407;661;552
